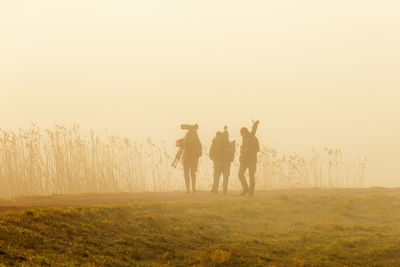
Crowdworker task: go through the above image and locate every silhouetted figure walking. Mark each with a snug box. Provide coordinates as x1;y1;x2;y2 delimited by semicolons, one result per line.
175;124;202;193
209;126;235;194
238;121;260;196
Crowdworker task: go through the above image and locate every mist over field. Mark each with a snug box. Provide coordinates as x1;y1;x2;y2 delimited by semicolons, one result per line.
1;1;399;187
1;1;400;266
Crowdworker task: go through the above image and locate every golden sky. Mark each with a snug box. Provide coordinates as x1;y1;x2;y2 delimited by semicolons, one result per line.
1;1;399;186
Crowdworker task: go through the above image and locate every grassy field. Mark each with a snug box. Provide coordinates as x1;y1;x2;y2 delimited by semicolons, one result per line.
0;189;400;266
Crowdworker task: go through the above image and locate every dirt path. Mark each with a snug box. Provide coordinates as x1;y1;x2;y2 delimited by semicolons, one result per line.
0;187;397;213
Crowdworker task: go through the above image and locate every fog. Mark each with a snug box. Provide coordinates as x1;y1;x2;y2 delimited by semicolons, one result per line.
1;1;399;187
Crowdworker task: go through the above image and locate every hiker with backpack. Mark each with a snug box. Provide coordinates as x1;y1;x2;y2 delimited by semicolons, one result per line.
238;120;260;196
209;126;235;194
175;124;202;193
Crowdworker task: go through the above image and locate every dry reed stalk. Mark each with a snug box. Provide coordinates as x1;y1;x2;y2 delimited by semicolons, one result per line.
0;125;367;197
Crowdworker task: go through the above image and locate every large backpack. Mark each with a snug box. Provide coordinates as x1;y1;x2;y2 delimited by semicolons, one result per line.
225;140;236;163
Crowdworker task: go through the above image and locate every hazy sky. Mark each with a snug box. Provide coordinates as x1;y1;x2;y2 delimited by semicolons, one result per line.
1;1;399;186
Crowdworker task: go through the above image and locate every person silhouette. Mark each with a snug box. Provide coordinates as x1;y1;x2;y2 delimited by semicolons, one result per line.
238;121;260;196
209;127;235;194
175;125;202;193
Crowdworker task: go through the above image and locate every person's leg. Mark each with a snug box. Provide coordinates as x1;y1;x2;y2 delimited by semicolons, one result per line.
183;164;190;193
238;162;249;195
212;161;222;193
191;159;198;193
190;167;196;193
222;162;230;194
248;162;257;196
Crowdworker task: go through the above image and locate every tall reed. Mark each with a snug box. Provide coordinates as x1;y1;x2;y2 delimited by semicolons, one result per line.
0;125;367;197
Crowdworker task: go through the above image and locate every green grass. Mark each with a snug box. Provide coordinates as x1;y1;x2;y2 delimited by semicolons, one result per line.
1;190;400;266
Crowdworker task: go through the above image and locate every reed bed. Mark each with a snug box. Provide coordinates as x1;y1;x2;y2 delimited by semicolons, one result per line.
0;125;366;197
